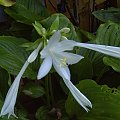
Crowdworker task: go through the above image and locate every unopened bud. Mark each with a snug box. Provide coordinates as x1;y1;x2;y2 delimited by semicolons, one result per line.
60;28;70;34
61;36;68;40
42;28;46;35
51;30;57;34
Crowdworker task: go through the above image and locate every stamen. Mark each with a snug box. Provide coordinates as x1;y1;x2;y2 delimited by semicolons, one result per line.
59;58;67;67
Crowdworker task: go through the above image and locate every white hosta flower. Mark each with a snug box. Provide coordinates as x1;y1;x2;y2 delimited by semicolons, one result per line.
76;43;120;59
0;42;42;118
37;31;92;111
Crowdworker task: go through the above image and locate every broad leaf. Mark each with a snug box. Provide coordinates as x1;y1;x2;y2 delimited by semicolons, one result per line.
5;3;40;25
66;80;120;120
0;36;37;79
41;14;80;41
0;0;15;7
79;21;120;76
93;8;120;23
70;58;93;83
16;0;49;18
23;82;45;98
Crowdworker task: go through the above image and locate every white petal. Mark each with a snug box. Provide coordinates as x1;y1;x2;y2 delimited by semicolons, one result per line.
53;59;70;80
27;42;42;63
63;78;92;111
0;61;29;118
47;31;61;48
37;56;52;79
77;43;120;59
51;40;76;52
40;31;61;58
58;52;84;65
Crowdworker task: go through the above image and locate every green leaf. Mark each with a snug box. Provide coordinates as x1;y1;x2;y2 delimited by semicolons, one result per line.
70;58;93;82
5;3;40;25
49;16;59;33
0;36;37;79
35;106;54;120
95;21;120;73
95;21;120;46
8;22;33;39
79;21;120;76
16;0;49;18
65;80;120;120
23;82;45;98
103;57;120;73
79;29;96;41
0;0;15;7
93;8;120;23
41;14;79;41
33;21;46;37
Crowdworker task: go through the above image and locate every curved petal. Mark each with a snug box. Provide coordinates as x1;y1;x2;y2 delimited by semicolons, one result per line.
40;31;61;58
63;78;92;112
53;59;70;80
37;56;52;79
57;52;84;65
77;42;120;59
27;42;42;63
0;61;29;118
51;40;77;52
47;31;61;48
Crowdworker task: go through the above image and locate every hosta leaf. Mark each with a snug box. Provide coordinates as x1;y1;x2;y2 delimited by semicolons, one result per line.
65;80;120;120
16;0;49;18
23;82;45;98
5;3;40;25
0;36;37;79
103;57;120;73
79;21;120;76
70;58;93;82
93;8;120;23
36;106;55;120
95;21;120;73
41;14;80;41
0;0;15;7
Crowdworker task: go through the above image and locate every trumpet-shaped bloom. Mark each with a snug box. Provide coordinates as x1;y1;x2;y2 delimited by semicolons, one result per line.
76;43;120;59
0;42;42;118
37;31;92;111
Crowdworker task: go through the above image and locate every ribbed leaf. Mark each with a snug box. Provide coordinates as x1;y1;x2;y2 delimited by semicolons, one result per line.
0;36;37;79
41;14;79;41
5;3;40;25
66;80;120;120
95;21;120;73
93;8;120;23
16;0;49;18
79;21;120;76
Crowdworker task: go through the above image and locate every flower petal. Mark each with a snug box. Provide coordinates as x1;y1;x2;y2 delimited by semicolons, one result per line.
40;31;61;58
51;40;77;52
57;52;84;65
47;31;61;48
27;42;42;63
77;42;120;59
37;56;52;79
0;61;29;118
63;78;92;111
53;59;70;80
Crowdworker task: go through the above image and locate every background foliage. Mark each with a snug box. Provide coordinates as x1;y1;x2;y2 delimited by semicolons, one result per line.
0;0;120;120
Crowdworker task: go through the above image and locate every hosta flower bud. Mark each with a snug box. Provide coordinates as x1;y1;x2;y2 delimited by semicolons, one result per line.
60;27;70;33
